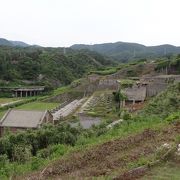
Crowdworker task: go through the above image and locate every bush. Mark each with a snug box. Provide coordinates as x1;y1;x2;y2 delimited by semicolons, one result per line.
12;145;32;163
0;123;81;163
0;154;9;169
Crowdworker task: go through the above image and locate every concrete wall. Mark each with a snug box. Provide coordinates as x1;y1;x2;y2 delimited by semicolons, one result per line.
146;83;168;97
43;111;53;124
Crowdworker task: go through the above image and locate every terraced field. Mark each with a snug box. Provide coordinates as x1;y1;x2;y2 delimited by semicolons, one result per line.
79;91;115;118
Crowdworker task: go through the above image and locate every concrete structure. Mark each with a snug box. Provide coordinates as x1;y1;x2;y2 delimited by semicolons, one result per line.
140;75;180;97
98;79;119;91
52;98;86;122
0;109;53;136
123;86;146;104
12;86;45;97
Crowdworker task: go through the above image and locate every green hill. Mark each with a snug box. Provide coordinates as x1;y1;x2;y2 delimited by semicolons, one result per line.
0;46;115;88
0;38;13;46
71;42;180;62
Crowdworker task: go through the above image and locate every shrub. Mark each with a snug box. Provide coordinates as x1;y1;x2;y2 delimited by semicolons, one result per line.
12;145;32;163
31;157;43;170
165;112;180;123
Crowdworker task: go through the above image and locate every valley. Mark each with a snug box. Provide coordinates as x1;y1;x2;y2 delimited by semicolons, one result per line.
0;45;179;180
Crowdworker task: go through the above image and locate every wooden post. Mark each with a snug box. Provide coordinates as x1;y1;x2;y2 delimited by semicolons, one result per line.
20;91;22;97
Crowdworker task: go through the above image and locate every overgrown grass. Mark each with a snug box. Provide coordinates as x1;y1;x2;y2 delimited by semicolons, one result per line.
1;83;180;178
3;115;169;179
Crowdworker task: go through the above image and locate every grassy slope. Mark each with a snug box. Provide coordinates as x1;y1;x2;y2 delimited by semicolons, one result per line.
21;83;179;179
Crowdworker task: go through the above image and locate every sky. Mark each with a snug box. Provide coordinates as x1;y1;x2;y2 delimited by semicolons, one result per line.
0;0;180;47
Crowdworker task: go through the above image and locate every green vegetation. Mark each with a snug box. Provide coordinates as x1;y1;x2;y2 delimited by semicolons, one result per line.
155;55;180;73
0;124;81;178
0;98;21;105
89;67;118;75
71;42;180;62
0;43;179;179
142;162;180;180
0;82;179;178
15;102;59;111
118;79;135;88
0;46;114;88
0;111;6;119
141;83;180;118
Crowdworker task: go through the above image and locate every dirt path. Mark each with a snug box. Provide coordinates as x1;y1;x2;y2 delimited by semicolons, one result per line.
19;122;180;180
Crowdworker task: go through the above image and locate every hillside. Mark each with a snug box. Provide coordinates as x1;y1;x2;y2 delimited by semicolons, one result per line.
11;83;179;179
71;42;180;62
0;38;13;46
0;46;115;88
0;38;29;47
10;41;29;47
0;53;179;179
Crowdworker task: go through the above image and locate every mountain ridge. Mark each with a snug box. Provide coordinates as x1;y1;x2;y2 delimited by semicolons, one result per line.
0;38;30;47
71;41;180;61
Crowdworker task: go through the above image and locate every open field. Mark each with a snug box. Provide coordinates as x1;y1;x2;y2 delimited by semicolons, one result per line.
15;101;59;111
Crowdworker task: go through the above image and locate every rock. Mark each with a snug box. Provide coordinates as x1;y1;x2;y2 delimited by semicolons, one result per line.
107;119;124;129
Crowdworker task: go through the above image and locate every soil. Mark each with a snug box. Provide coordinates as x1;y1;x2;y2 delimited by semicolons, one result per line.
18;121;180;180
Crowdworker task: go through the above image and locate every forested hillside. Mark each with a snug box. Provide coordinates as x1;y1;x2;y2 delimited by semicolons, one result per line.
0;46;115;87
0;38;29;47
71;42;180;62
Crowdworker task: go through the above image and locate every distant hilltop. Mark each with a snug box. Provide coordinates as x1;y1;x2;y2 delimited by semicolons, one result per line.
1;37;180;62
71;42;180;61
0;38;30;47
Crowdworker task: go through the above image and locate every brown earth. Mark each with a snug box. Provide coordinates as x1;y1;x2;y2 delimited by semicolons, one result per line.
17;121;180;180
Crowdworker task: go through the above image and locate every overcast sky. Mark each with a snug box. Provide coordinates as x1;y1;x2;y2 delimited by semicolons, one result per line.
0;0;180;47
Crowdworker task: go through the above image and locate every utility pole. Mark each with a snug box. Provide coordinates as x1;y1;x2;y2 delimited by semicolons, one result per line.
133;49;136;57
63;47;66;55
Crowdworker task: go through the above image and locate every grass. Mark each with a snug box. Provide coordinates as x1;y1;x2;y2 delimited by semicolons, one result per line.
0;110;7;119
0;98;22;105
1;83;179;178
142;162;180;180
15;101;59;111
7;116;169;179
52;86;71;96
90;67;118;75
